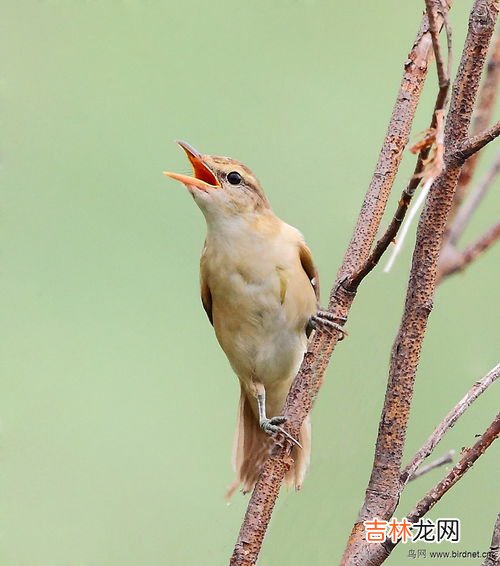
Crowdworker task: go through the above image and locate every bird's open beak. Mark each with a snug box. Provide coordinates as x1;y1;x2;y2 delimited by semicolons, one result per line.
163;140;220;192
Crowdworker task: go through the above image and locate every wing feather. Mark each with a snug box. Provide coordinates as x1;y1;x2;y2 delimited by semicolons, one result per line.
298;240;320;302
200;242;213;326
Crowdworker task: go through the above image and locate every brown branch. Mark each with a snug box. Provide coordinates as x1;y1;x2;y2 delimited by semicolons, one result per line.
408;449;454;481
341;2;498;564
454;120;500;162
438;221;500;279
452;34;500;212
229;6;447;565
482;513;500;566
364;414;500;564
401;363;500;484
346;2;451;292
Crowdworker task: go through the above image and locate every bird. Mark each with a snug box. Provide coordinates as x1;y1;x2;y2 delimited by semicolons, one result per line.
164;141;345;497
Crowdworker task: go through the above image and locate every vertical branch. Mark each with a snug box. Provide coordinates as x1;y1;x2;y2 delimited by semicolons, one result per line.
341;1;498;564
450;33;500;216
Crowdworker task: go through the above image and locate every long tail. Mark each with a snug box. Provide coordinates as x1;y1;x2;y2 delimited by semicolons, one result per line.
226;387;311;499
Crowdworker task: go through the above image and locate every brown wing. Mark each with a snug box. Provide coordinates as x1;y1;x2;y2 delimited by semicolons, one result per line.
200;243;213;326
298;240;320;302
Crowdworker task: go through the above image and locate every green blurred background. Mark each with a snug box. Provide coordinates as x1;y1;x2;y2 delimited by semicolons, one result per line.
1;1;499;564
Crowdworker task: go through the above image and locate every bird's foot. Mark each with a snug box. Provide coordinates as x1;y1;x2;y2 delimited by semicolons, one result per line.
260;416;302;449
310;310;348;340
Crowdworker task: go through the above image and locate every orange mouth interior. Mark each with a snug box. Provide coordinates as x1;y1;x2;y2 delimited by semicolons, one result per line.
185;152;219;187
163;141;220;191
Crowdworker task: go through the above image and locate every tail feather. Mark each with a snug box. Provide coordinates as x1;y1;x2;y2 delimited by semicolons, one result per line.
226;387;311;499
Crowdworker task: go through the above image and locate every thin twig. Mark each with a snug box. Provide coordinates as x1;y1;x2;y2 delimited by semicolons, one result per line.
454;120;500;163
401;363;500;484
426;0;450;88
229;6;446;565
341;2;498;564
482;513;500;566
408;449;455;481
438;221;500;279
440;0;453;79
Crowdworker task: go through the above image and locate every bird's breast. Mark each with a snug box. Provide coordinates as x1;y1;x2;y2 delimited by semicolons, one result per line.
202;220;316;387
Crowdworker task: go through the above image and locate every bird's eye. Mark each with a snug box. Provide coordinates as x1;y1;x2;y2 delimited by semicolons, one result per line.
227;171;242;185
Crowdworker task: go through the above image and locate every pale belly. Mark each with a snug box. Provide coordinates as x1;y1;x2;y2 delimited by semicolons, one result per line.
211;270;311;391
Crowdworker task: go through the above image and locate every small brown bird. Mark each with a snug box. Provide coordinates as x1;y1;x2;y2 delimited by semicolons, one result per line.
164;141;343;497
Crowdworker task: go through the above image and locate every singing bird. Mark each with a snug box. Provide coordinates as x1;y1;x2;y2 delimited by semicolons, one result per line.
164;141;344;497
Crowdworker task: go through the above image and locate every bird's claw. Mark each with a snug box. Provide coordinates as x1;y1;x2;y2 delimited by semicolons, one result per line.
260;415;286;431
260;416;302;449
311;310;348;340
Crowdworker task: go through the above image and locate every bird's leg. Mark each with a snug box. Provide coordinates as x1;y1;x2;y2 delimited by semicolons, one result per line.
309;310;348;340
255;383;302;449
255;383;285;431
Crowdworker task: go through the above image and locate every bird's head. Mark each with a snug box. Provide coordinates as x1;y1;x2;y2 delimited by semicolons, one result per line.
164;141;270;223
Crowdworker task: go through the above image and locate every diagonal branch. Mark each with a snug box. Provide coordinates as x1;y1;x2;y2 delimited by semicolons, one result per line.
454;120;500;162
229;5;450;565
341;1;498;564
407;449;455;481
438;221;500;279
401;362;500;484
